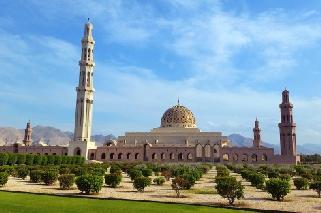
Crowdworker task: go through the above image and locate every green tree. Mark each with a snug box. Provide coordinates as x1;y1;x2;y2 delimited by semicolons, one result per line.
0;153;9;166
310;181;321;198
105;173;122;188
266;178;290;201
215;176;244;205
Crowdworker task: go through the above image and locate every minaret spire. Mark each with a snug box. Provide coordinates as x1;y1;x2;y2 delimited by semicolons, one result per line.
253;118;261;148
23;120;32;146
278;89;296;156
69;20;97;159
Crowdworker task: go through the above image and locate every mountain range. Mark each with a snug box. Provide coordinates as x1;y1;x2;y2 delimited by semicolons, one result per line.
0;126;319;154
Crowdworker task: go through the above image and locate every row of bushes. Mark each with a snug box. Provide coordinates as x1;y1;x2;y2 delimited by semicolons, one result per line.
0;153;85;166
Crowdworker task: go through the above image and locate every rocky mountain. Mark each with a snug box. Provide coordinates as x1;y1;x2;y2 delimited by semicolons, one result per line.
0;126;116;147
228;134;321;155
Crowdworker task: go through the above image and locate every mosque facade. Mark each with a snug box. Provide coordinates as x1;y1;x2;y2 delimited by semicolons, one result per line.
0;21;300;164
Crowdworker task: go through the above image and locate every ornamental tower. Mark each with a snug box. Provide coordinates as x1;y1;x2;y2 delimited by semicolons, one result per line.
278;89;296;156
68;19;96;159
252;118;261;148
23;121;32;146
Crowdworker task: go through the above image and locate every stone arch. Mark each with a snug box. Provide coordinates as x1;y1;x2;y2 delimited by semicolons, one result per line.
74;147;81;156
187;153;193;160
135;153;140;160
90;153;95;160
101;153;106;160
251;154;258;162
213;149;218;153
118;153;123;160
262;153;268;161
233;153;238;161
161;153;165;160
204;144;211;157
223;153;229;161
127;153;131;160
110;153;115;160
242;153;248;162
170;153;175;160
152;153;157;160
178;153;183;161
196;144;202;157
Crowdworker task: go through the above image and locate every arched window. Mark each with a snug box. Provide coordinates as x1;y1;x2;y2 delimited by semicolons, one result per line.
135;153;139;160
118;153;123;160
110;153;114;160
223;153;229;161
213;149;218;153
152;153;157;160
233;153;238;161
251;154;257;162
262;154;267;161
242;154;248;162
161;153;165;160
196;144;202;157
187;153;192;160
74;147;81;156
204;144;211;157
170;153;174;160
127;153;131;160
178;153;183;161
101;153;106;160
90;153;95;160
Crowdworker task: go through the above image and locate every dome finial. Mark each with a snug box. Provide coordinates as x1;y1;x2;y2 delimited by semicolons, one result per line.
177;97;180;106
87;17;90;22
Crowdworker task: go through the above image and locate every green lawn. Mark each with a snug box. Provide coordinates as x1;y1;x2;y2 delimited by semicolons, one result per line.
0;191;255;213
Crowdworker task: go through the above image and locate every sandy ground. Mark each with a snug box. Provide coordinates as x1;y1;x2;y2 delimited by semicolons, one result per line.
0;168;320;213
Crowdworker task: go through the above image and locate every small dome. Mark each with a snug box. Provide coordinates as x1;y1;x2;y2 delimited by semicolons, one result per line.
104;139;117;146
161;102;196;128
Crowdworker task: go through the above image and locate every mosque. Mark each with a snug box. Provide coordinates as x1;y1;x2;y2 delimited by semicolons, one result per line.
0;21;300;164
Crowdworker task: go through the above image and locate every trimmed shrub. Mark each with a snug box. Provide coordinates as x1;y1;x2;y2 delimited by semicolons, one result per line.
110;164;122;174
75;175;104;194
17;166;29;179
279;174;291;182
216;168;230;177
30;170;43;183
180;172;197;189
0;165;15;176
47;155;55;165
171;177;186;198
90;167;106;176
33;155;42;165
153;176;165;186
41;170;59;185
293;178;309;190
248;172;265;189
266;178;290;201
54;156;62;165
0;153;9;166
216;176;244;205
267;169;280;178
58;174;75;190
133;176;151;192
142;168;153;177
25;154;34;166
105;173;122;188
0;172;9;186
41;156;48;165
310;181;321;198
17;154;26;165
7;154;17;165
128;169;143;181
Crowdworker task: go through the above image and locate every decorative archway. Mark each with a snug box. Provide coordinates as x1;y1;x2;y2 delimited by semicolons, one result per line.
127;153;131;160
204;144;211;157
90;153;95;160
242;153;248;162
251;154;258;162
101;153;106;160
135;153;140;160
74;147;81;156
187;153;193;160
233;153;238;161
223;153;229;161
152;153;157;160
262;153;268;161
161;153;165;160
170;153;175;160
178;153;183;161
110;153;115;160
118;153;123;160
196;144;202;157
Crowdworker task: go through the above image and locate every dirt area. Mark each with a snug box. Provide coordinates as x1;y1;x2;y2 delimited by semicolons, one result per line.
0;168;320;213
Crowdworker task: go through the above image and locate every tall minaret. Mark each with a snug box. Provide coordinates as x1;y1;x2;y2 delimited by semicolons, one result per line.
252;118;261;148
278;89;296;156
69;19;96;159
23;121;32;146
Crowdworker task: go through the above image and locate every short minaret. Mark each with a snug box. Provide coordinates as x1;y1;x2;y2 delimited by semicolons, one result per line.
68;19;96;159
253;118;261;148
278;89;297;156
23;121;32;146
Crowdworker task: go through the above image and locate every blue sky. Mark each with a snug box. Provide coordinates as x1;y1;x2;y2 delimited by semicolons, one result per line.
1;0;321;145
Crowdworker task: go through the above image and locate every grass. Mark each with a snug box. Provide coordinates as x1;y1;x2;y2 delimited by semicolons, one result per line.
0;191;255;213
188;188;218;194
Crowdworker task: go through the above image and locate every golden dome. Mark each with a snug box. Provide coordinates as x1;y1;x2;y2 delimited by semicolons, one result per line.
161;101;196;128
